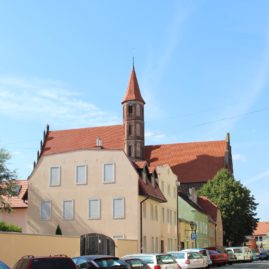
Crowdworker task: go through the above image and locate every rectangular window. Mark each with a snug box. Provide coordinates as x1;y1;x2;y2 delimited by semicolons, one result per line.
76;165;87;185
50;166;60;186
162;208;165;224
143;203;147;219
155;237;159;252
174;211;177;225
103;163;115;183
63;200;74;220
128;105;133;114
143;236;147;252
41;201;51;220
150;204;154;220
151;237;154;252
113;198;125;219
89;199;101;219
155;205;158;221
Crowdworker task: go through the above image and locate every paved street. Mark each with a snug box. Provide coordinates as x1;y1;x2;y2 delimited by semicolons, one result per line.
212;261;269;268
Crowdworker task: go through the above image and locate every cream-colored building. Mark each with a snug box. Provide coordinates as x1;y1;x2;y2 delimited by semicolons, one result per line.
27;67;179;255
26;65;229;254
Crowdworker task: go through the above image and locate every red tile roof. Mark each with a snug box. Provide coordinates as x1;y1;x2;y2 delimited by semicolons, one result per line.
139;178;167;203
40;125;227;187
122;67;145;104
145;140;227;183
1;180;28;208
42;125;124;156
253;222;269;236
198;196;219;222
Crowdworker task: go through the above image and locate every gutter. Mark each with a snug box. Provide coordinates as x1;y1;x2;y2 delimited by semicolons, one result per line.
140;195;149;253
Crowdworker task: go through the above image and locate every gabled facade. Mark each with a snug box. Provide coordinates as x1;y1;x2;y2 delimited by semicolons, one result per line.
26;65;230;253
178;191;210;249
253;221;269;249
0;180;28;232
198;196;223;248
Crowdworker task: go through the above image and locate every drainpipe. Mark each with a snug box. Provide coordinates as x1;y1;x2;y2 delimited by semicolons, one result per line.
140;196;149;253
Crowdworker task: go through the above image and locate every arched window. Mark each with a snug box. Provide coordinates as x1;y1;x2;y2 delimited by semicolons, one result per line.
136;142;141;157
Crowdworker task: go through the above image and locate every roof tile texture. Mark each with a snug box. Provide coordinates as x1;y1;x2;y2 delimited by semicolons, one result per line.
253;222;269;236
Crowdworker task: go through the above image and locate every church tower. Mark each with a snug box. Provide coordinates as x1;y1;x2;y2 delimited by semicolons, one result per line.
122;65;145;160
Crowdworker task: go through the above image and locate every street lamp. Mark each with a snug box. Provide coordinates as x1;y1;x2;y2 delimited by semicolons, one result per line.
190;221;197;248
176;181;180;250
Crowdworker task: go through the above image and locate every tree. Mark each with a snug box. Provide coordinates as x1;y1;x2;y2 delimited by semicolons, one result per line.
55;224;62;235
0;148;17;211
198;168;259;246
0;221;22;232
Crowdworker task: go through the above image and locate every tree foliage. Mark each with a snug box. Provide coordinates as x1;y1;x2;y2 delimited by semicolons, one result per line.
0;148;17;211
0;221;22;232
55;224;63;235
198;168;259;246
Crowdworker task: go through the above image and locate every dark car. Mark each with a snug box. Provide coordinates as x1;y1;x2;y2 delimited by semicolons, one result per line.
12;255;77;269
0;260;10;269
72;255;130;269
121;258;151;269
259;251;269;260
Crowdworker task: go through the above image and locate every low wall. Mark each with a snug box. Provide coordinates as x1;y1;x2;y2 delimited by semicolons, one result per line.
0;232;80;268
115;239;138;257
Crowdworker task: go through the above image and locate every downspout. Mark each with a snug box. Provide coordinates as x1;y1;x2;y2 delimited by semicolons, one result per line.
140;195;149;253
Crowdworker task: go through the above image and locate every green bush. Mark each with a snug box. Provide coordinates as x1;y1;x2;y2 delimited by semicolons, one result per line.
0;221;22;232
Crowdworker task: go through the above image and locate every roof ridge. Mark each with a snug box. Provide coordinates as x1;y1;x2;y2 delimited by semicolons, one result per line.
49;124;123;133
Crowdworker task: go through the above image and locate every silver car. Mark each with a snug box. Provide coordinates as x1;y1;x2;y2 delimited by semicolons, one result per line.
121;254;180;269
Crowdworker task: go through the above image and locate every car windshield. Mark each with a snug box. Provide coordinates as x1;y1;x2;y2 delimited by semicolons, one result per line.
188;252;203;259
233;249;242;254
169;253;185;259
198;250;207;256
156;255;176;265
131;257;154;265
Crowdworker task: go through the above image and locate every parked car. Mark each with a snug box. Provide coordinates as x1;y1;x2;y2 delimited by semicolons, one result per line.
225;247;253;262
121;258;151;269
208;250;228;266
168;250;206;269
12;255;77;269
121;254;180;269
72;255;130;269
183;249;212;267
0;260;10;269
225;249;237;264
259;251;269;260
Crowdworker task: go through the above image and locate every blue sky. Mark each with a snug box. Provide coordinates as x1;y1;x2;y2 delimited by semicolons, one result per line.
0;1;269;221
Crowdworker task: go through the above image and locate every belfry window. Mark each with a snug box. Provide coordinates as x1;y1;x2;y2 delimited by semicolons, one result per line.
128;124;132;135
128;105;133;115
128;145;132;157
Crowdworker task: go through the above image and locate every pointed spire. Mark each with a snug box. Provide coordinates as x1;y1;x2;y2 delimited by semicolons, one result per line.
122;65;145;104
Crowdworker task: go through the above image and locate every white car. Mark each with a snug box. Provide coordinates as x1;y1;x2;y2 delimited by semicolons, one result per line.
168;251;206;269
182;249;211;267
121;254;180;269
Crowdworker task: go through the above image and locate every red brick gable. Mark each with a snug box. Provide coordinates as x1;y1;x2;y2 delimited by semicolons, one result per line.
253;222;269;236
42;125;124;156
198;196;219;222
145;140;226;183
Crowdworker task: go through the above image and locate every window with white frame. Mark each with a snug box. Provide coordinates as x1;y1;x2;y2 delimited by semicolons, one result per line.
150;204;154;220
76;165;87;185
63;200;74;220
155;205;158;221
151;237;154;252
40;201;51;220
162;207;165;223
49;166;60;186
113;198;125;219
103;163;115;183
89;199;101;219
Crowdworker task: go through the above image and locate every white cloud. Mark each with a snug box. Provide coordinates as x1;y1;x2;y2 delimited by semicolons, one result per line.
233;153;247;162
0;76;120;128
